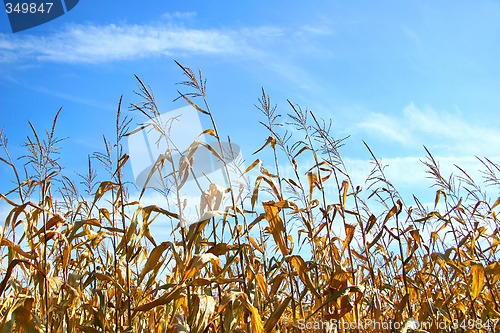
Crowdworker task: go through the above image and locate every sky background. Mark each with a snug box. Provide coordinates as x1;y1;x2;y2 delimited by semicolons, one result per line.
1;0;500;226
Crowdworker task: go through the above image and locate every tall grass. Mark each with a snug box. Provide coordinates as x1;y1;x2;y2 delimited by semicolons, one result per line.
1;62;500;332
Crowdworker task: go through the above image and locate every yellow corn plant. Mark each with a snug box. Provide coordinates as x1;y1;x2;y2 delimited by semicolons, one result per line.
1;62;500;332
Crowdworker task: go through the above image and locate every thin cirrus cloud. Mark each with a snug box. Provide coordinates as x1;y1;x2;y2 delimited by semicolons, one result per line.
352;102;500;196
357;102;500;157
0;20;336;65
345;155;486;191
0;23;247;63
161;11;197;20
357;112;413;146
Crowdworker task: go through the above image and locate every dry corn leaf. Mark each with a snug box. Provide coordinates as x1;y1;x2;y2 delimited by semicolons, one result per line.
207;243;237;256
264;296;291;333
383;199;403;225
365;214;377;233
293;146;313;159
263;201;288;256
341;222;357;258
248;236;265;254
252;176;281;209
471;263;485;300
491;196;500;210
252;136;277;155
287;255;320;299
183;253;220;281
133;286;185;312
307;171;317;201
200;184;225;216
188;294;216;333
341;179;349;207
350;249;368;262
113;153;129;177
269;274;286;299
138;242;169;284
410;229;422;247
0;259;34;296
245;213;266;235
177;91;209;114
240;293;264;333
255;273;269;298
0;238;35;260
486;261;500;284
13;304;37;333
34;213;64;236
92;181;117;206
306;285;364;320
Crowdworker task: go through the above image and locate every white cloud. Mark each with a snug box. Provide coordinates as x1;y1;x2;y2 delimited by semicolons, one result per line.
242;26;284;40
403;103;500;156
358;112;413;145
357;102;500;157
0;20;336;68
343;154;500;207
162;11;197;21
343;156;427;193
297;25;334;37
0;23;244;63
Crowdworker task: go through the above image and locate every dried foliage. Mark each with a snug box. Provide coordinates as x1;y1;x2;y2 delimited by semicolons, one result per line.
1;63;500;333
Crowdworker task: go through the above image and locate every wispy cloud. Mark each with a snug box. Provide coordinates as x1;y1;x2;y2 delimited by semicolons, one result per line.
357;102;500;156
403;104;500;156
358;112;413;145
349;102;500;202
297;25;334;37
161;11;197;21
343;154;499;205
0;19;335;68
0;23;244;63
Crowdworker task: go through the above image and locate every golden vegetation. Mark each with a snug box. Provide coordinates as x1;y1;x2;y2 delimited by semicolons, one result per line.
1;62;500;332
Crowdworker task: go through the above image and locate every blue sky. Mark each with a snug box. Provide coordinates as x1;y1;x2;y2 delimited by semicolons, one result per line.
1;0;500;211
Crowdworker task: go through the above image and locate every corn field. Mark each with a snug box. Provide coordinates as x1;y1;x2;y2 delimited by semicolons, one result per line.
1;62;500;332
